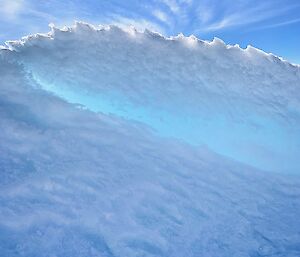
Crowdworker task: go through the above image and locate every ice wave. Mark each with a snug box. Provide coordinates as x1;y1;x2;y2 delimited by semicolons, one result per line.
3;22;300;173
1;22;300;257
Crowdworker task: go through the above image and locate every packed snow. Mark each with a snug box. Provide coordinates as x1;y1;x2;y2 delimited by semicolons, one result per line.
0;22;300;257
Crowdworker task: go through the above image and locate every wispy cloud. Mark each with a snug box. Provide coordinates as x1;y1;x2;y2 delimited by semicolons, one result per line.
193;1;300;33
256;17;300;30
152;9;170;24
196;7;213;24
160;0;180;14
0;0;56;24
0;0;24;20
103;15;165;33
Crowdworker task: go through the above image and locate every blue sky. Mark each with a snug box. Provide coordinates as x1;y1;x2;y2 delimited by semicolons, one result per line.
0;0;299;63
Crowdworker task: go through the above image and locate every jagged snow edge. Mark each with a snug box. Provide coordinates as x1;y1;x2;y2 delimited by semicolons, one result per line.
1;21;299;68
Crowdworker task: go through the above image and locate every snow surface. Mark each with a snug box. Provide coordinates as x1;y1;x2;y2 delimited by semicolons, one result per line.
0;22;300;256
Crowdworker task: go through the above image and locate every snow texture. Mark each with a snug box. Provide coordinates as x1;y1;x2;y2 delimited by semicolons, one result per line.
0;22;300;256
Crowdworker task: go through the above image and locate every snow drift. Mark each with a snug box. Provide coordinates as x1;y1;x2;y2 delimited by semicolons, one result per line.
0;22;300;256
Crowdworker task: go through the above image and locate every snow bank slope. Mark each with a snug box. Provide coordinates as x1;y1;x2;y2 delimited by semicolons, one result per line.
0;23;300;257
3;22;300;173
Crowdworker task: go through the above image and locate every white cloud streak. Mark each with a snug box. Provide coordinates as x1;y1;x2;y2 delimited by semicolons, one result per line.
256;17;300;30
153;9;169;23
0;0;24;20
160;0;180;14
197;1;300;32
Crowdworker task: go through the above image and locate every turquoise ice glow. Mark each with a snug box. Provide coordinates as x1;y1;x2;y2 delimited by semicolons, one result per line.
34;73;300;174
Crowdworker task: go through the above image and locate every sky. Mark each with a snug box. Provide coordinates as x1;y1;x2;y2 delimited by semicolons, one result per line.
0;0;299;64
